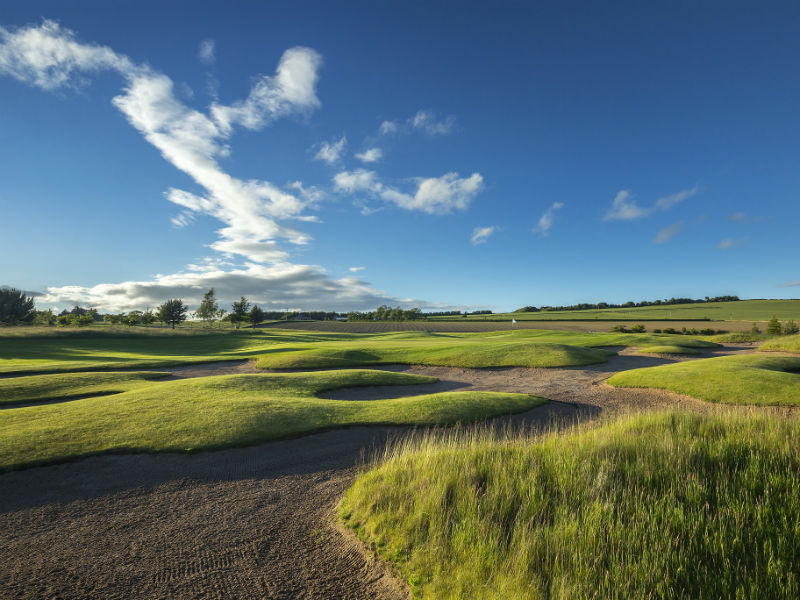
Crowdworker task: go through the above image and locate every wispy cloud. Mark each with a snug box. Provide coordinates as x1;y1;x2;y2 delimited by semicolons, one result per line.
604;186;699;221
379;109;456;136
779;280;800;288
717;236;749;250
652;221;684;244
727;212;768;224
470;226;497;246
355;147;382;163
198;38;215;65
532;202;564;236
334;169;483;215
348;266;365;272
313;135;346;165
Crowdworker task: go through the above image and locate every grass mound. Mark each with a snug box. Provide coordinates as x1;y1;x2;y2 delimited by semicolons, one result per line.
341;412;800;599
608;354;800;405
0;371;168;405
760;333;800;354
255;342;612;369
0;370;546;471
636;345;701;355
705;332;768;343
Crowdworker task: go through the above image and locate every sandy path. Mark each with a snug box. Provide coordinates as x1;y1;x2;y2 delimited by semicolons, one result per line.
0;343;769;599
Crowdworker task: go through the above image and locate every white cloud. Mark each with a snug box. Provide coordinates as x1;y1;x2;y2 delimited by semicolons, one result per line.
355;147;383;163
348;266;365;272
38;262;410;313
198;38;215;65
652;221;685;244
727;212;768;224
334;169;483;215
378;110;456;136
532;202;564;236
779;280;800;288
717;236;749;250
313;136;346;164
604;186;699;221
379;120;398;135
470;226;497;246
654;186;699;210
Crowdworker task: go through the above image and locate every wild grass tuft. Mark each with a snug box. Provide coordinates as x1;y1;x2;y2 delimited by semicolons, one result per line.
341;411;800;599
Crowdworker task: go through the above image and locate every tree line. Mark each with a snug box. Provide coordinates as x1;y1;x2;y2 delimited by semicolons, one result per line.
515;296;741;313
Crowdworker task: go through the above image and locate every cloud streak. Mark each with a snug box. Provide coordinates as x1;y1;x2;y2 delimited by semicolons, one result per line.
470;226;497;246
379;109;456;136
604;186;699;221
532;202;564;236
652;221;684;244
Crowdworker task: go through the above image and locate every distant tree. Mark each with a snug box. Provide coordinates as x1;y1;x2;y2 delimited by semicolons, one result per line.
766;316;782;336
33;309;55;326
0;287;36;325
196;288;220;326
216;308;227;327
750;323;762;334
157;299;188;329
141;310;156;325
124;310;143;326
784;320;800;335
230;297;251;329
249;305;265;328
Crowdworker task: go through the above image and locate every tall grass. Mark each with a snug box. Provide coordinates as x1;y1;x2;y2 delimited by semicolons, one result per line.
341;411;800;599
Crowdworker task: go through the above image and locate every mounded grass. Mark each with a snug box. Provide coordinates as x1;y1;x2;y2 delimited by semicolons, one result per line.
760;333;800;354
636;345;702;355
608;354;800;406
0;371;169;405
705;331;769;343
341;411;800;599
0;327;718;374
0;370;546;471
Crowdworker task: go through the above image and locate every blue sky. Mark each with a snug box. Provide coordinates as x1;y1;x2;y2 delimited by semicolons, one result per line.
1;1;799;313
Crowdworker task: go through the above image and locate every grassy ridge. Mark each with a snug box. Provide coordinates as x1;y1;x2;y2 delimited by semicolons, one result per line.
0;370;546;471
434;299;800;322
341;412;800;599
608;354;800;406
637;345;702;355
0;371;169;405
0;328;718;374
760;333;800;354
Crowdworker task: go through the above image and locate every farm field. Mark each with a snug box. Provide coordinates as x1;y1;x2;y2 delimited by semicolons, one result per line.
431;298;800;322
2;326;799;598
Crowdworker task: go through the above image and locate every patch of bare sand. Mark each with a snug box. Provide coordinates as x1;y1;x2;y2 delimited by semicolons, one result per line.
0;343;784;600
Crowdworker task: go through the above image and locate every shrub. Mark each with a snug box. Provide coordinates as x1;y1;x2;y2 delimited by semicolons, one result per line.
784;321;800;335
700;328;716;335
751;323;762;334
662;327;678;335
766;316;782;336
611;325;630;333
652;328;662;333
630;324;646;333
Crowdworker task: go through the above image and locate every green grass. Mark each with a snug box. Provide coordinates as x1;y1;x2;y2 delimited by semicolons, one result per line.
432;299;800;322
0;371;168;405
0;370;546;471
704;331;769;343
760;333;800;354
0;327;719;374
341;411;800;599
636;345;702;355
608;354;800;405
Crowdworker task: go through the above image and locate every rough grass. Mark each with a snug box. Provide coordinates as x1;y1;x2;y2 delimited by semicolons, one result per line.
608;354;800;406
0;370;546;471
340;411;800;599
0;371;168;405
636;345;702;355
760;333;800;354
705;332;769;343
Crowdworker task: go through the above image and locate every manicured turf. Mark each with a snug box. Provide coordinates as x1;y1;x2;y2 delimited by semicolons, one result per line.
636;345;701;355
608;354;800;406
0;371;168;405
760;333;800;354
432;299;800;322
341;411;800;599
0;370;546;471
0;328;719;374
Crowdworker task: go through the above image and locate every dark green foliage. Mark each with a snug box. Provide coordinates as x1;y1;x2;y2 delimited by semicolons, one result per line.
230;296;251;329
196;288;219;324
157;299;187;329
630;324;646;333
0;288;35;325
784;321;800;335
249;305;265;328
767;316;782;336
515;295;740;313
